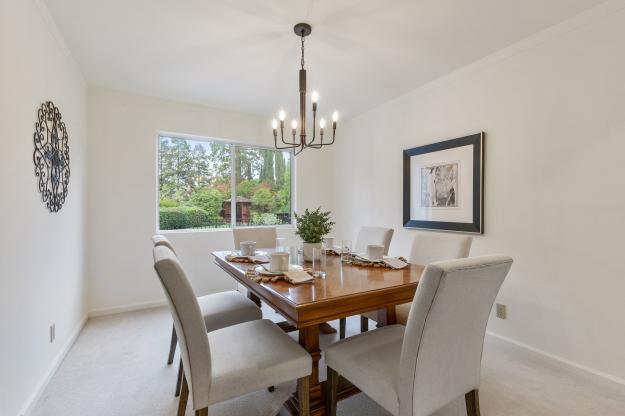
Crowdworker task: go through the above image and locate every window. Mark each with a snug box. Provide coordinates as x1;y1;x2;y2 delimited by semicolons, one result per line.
158;135;292;231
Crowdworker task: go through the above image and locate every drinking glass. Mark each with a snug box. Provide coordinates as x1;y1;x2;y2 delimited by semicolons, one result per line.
341;240;352;263
289;245;301;266
312;247;327;278
276;237;287;252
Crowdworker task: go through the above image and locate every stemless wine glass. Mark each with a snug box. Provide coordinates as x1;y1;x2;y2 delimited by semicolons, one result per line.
341;240;352;263
276;237;287;252
312;247;327;278
289;245;301;266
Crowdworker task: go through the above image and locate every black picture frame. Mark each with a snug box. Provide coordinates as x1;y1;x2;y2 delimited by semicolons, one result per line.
403;132;484;234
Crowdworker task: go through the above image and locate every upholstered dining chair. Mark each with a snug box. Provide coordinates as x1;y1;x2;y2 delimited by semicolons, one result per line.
338;226;394;338
151;235;262;396
153;245;312;416
325;255;513;416
232;226;277;250
361;232;473;332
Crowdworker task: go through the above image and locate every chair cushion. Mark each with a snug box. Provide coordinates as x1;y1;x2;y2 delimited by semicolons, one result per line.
207;319;312;404
325;325;404;415
198;291;262;332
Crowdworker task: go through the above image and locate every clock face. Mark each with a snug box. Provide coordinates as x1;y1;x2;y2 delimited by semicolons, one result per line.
33;101;70;212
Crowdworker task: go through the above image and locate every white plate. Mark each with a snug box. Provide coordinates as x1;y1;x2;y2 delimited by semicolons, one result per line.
232;250;268;257
255;264;303;276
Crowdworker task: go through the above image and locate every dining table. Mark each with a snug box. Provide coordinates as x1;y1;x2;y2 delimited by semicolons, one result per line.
212;249;425;416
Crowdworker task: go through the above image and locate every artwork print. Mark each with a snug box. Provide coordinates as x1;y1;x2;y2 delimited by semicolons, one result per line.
420;162;459;208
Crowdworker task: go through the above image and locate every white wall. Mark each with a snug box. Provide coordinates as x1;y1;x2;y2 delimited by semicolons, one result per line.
87;87;331;314
0;1;88;415
330;3;625;382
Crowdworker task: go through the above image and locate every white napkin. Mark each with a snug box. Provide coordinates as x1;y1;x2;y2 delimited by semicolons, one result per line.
383;257;409;269
284;270;314;284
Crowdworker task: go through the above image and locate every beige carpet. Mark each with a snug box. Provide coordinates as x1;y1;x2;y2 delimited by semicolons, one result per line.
31;307;625;416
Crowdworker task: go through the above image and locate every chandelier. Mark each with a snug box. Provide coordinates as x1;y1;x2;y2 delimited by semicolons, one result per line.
272;23;338;156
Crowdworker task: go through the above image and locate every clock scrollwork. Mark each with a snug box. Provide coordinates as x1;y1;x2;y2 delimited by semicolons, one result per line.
33;101;70;212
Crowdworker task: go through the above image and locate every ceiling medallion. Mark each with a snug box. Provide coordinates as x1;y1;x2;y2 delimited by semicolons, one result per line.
272;23;338;156
33;101;70;212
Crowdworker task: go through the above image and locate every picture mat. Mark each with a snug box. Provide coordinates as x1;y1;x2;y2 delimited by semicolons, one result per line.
410;144;474;223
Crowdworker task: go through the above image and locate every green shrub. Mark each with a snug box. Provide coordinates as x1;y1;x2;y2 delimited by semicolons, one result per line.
237;179;260;198
159;206;218;230
251;187;274;212
251;212;279;226
159;198;179;208
188;189;225;220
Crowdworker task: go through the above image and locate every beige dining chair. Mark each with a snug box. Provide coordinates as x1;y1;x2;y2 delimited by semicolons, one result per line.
361;231;473;332
151;235;262;396
325;255;513;416
339;226;394;338
232;226;277;249
153;245;312;416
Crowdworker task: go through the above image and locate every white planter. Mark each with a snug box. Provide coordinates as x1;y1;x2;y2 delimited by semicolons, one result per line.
302;242;322;262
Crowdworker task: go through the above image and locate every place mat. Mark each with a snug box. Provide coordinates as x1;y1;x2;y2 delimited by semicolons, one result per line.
346;254;409;269
245;266;314;284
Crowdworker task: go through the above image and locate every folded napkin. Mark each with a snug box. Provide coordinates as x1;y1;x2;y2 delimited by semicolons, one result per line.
284;270;314;284
382;257;409;269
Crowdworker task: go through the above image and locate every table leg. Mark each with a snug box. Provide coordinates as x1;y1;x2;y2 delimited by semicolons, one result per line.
281;325;324;416
247;290;262;308
376;305;397;326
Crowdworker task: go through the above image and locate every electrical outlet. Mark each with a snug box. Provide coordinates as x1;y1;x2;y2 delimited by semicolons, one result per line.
496;304;507;320
50;324;55;343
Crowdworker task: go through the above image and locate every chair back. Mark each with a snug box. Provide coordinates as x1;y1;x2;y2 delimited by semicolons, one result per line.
232;227;277;250
152;234;176;254
398;255;513;416
354;226;394;255
408;232;472;265
152;246;211;409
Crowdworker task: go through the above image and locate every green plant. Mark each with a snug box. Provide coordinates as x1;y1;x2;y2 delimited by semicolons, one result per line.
251;187;274;212
251;212;279;225
188;188;225;220
159;198;179;208
159;206;220;230
294;207;334;243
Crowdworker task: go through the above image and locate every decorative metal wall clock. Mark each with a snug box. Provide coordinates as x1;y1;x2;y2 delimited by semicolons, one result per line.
33;101;70;212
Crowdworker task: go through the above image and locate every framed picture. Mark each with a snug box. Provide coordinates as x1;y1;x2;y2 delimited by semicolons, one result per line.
403;132;483;233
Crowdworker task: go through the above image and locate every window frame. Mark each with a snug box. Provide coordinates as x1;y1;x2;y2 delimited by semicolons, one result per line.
155;131;296;233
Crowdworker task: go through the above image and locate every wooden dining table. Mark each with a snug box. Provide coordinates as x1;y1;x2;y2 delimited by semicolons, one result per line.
212;250;424;416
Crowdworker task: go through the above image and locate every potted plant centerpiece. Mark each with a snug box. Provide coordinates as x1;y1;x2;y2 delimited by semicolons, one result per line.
294;207;335;262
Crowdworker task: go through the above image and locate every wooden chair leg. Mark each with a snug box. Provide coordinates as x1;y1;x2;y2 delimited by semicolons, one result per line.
168;324;177;365
326;367;339;416
360;316;369;333
175;359;183;397
465;389;481;416
339;318;346;339
177;376;189;416
267;385;275;392
297;376;310;416
195;408;208;416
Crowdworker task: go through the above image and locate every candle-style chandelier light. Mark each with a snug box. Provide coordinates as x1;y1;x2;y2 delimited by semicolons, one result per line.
272;23;338;156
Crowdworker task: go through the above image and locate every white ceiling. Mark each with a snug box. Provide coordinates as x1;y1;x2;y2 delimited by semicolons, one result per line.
45;0;605;119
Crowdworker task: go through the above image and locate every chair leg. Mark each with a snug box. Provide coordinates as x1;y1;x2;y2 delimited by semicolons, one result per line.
326;367;339;416
195;408;208;416
175;359;183;397
360;316;369;333
465;389;481;416
267;385;275;392
177;376;189;416
297;376;310;416
168;324;177;365
339;318;346;339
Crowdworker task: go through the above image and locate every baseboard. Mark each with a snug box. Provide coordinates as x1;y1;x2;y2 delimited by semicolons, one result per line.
20;315;88;416
486;331;625;387
88;299;167;317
